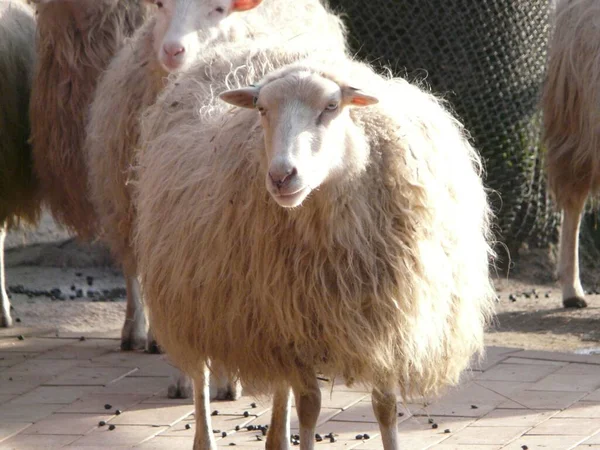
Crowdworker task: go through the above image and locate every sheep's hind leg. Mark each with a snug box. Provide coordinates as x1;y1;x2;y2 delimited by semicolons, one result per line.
292;373;321;450
120;275;147;350
266;384;292;450
193;364;217;450
559;194;587;308
209;360;242;400
0;227;13;328
168;368;194;399
372;382;399;450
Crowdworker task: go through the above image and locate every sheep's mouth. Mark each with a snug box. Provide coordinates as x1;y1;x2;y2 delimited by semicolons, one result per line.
273;186;310;207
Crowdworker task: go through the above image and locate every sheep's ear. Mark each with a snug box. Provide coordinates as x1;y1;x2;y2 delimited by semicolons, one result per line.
232;0;263;12
219;87;260;109
342;86;379;107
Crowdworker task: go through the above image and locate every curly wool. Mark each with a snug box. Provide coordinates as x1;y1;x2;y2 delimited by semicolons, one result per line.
134;55;495;399
29;0;149;239
86;0;346;273
0;0;39;228
543;0;600;208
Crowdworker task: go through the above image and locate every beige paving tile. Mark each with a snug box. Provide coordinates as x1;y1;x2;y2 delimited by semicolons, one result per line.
438;425;530;445
397;415;475;436
0;373;50;395
93;376;168;395
82;351;157;368
70;425;168;447
58;393;147;414
351;433;441;450
503;357;568;366
9;386;97;405
161;413;251;438
526;417;600;436
499;390;586;409
297;390;368;410
247;407;341;430
0;403;63;423
0;353;37;368
35;341;116;360
428;445;502;450
0;395;15;405
0;434;79;449
203;398;271;417
473;409;557;427
110;403;194;426
556;402;600;418
584;389;600;402
583;431;600;445
2;359;79;378
0;423;32;443
529;373;600;393
45;366;137;386
469;380;535;397
476;363;560;383
136;436;194;449
575;446;600;449
333;400;411;423
471;347;524;371
129;360;183;378
0;338;70;353
515;350;600;365
22;413;111;435
407;401;496;418
141;390;194;405
502;434;588;449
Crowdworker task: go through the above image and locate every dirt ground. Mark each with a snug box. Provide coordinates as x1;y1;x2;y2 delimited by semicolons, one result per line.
4;211;600;354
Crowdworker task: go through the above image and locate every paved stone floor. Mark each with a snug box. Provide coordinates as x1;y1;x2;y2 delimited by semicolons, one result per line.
1;331;600;449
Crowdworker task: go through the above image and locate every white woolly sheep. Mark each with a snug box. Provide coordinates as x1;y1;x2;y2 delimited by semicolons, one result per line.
28;0;150;350
134;54;495;449
542;0;600;309
0;0;39;329
85;0;346;397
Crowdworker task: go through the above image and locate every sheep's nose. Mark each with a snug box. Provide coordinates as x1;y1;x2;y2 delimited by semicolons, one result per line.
163;42;185;58
269;167;297;190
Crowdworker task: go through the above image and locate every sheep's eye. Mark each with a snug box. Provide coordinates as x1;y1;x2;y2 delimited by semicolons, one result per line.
215;6;225;13
325;102;339;111
155;1;163;7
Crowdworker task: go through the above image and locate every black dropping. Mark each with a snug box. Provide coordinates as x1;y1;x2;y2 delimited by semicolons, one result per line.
355;434;363;440
229;444;236;446
235;425;240;431
243;411;249;417
250;402;257;408
79;336;85;341
521;446;528;450
315;433;322;442
432;423;438;429
86;276;94;286
212;430;221;434
98;421;106;427
17;335;24;341
75;272;82;277
256;435;262;441
398;412;404;416
509;294;517;302
471;405;478;409
444;429;451;433
104;404;112;410
246;425;255;431
15;318;21;323
115;409;122;415
428;418;434;424
222;431;227;438
329;436;336;443
109;424;116;431
363;433;370;439
211;410;219;416
185;424;191;430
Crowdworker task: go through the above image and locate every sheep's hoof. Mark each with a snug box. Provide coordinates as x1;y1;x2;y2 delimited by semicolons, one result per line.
0;315;13;328
168;374;193;399
145;340;162;354
211;380;243;401
563;297;588;308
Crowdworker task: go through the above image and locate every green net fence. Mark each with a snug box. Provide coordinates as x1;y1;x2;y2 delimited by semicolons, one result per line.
328;0;560;262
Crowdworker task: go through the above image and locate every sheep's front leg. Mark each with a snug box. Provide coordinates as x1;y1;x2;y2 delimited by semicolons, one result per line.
120;274;147;351
0;227;12;328
193;364;217;450
559;193;587;308
292;374;321;450
266;384;291;450
372;382;398;450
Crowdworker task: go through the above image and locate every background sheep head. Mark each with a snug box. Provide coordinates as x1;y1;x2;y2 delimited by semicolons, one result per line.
146;0;262;72
220;69;379;208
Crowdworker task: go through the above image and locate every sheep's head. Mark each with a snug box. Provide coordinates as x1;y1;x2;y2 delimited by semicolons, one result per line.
147;0;262;72
220;69;378;208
